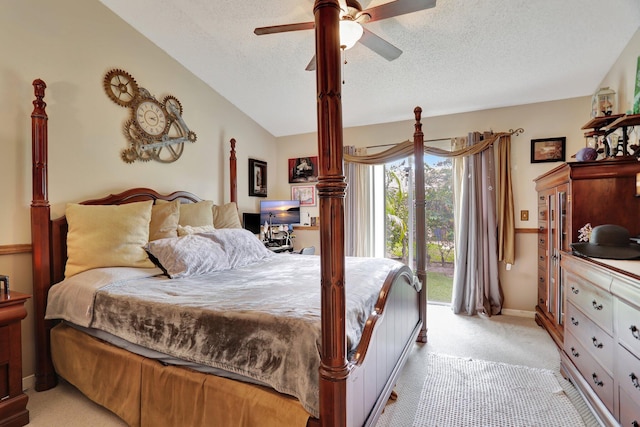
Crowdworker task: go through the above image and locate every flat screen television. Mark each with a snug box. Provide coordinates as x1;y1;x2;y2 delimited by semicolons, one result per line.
260;200;300;226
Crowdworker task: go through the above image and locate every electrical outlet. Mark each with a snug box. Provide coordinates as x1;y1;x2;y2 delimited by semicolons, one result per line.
520;210;529;221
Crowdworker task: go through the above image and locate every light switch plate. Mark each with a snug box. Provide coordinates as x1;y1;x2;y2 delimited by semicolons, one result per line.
520;210;529;221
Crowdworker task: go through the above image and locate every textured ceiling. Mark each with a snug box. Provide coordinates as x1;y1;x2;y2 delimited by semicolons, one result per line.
99;0;640;137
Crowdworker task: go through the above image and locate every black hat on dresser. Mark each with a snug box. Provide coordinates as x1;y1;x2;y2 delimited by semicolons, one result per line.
571;224;640;260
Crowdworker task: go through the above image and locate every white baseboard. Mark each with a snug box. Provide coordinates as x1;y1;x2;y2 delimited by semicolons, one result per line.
502;308;535;318
22;374;36;391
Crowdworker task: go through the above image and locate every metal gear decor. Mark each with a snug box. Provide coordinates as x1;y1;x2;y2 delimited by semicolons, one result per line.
103;69;197;164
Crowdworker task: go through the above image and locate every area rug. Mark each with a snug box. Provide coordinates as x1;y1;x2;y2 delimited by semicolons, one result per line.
412;353;585;427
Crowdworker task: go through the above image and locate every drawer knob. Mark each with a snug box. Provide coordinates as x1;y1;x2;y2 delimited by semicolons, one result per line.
631;373;640;389
571;286;579;295
570;347;579;358
592;300;603;310
592;373;604;387
571;317;579;326
591;337;603;349
631;325;640;340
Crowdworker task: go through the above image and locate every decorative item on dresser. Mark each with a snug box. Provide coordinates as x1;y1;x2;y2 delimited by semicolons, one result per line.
561;254;640;426
534;158;640;347
0;276;31;427
582;113;640;158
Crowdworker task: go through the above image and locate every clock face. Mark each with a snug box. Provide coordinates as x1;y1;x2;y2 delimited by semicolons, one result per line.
135;100;167;137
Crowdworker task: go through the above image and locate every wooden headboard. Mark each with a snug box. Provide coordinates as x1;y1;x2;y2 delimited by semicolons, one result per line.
30;79;238;390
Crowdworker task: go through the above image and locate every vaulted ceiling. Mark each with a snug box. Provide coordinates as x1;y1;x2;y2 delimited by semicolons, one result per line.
99;0;640;137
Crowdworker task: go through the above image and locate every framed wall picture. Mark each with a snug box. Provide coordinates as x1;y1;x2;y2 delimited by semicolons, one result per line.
531;137;566;163
249;159;267;197
291;185;316;206
288;156;319;183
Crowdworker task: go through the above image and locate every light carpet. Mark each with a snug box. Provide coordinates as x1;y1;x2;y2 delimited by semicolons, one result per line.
412;353;585;427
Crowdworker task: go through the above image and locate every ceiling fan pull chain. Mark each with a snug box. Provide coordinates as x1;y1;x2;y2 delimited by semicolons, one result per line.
342;48;347;85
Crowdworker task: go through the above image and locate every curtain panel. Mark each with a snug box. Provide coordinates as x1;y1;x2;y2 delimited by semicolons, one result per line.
451;133;503;316
344;146;374;257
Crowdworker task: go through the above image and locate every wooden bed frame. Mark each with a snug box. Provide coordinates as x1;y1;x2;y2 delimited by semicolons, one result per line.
29;2;428;426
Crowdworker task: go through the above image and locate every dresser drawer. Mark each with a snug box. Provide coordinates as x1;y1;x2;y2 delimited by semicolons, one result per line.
537;271;547;308
537;247;546;270
619;388;640;427
565;330;614;413
618;345;640;409
618;299;640;357
565;302;613;373
537;226;547;248
565;273;613;334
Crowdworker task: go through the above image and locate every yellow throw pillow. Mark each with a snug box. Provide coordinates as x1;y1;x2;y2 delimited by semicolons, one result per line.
212;202;242;229
149;200;180;241
65;201;154;277
178;200;214;227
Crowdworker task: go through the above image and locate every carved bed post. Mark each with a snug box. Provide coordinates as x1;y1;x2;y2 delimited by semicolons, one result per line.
313;1;348;426
229;138;237;204
413;107;428;343
30;79;57;390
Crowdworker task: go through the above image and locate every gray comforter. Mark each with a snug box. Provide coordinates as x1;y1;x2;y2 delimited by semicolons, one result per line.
47;253;404;418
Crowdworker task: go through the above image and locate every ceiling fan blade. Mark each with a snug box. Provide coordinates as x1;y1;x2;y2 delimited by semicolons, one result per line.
305;55;317;71
364;0;436;23
254;22;314;36
359;28;402;61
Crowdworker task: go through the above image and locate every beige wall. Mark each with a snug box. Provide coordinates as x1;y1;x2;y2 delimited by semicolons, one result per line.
1;0;277;381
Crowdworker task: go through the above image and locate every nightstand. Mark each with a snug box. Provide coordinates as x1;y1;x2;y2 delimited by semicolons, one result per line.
0;291;30;427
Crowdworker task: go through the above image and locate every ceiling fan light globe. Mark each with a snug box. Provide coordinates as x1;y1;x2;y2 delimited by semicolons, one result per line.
339;19;363;50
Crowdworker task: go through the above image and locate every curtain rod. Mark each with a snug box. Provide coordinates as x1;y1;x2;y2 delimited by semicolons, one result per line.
366;137;450;149
364;128;525;150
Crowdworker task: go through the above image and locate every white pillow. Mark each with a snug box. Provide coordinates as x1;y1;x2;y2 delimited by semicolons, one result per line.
203;228;274;269
146;235;230;278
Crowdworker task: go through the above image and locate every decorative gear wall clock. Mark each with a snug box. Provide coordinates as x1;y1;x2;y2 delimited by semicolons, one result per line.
103;69;197;163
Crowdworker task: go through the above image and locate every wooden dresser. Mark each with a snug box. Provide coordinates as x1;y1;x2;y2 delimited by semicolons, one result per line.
561;253;640;426
0;291;30;427
534;159;640;347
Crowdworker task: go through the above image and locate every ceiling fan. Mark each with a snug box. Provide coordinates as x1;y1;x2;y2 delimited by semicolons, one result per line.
254;0;436;71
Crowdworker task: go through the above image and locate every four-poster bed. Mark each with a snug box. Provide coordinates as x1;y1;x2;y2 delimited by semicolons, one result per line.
29;3;429;426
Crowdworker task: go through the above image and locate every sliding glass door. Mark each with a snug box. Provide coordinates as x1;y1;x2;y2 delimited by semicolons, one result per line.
380;154;455;303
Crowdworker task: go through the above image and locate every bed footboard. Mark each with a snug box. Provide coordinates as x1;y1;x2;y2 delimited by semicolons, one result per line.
347;264;421;426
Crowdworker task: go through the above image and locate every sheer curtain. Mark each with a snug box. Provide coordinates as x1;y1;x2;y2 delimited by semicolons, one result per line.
344;146;374;256
451;132;504;316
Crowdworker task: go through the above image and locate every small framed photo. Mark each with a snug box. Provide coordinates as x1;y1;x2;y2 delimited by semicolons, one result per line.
288;156;319;183
291;185;316;206
249;159;267;197
531;137;566;163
